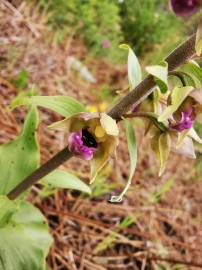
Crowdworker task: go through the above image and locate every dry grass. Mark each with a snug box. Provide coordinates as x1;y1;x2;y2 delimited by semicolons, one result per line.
0;1;202;269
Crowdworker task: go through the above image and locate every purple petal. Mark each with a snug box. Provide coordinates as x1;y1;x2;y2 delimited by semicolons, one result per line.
169;0;200;17
68;131;97;160
169;109;193;132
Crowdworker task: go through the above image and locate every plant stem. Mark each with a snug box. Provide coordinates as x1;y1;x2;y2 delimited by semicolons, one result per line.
108;34;196;120
122;112;168;132
7;148;73;200
8;34;196;200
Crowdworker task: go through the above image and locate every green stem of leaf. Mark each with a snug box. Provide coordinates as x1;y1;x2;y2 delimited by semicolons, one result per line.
123;112;168;132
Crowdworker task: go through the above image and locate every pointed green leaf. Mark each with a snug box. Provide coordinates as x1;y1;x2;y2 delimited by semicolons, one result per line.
10;95;85;117
43;169;91;194
110;120;137;202
150;177;174;203
146;61;168;93
119;44;142;89
158;86;194;122
0;107;40;195
0;196;52;270
11;69;29;90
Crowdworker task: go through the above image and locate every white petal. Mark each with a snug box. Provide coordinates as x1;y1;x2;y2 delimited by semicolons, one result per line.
100;113;119;136
173;136;196;159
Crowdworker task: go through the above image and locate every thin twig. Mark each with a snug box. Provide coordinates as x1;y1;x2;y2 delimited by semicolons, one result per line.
95;254;202;269
7;34;196;200
139;254;202;269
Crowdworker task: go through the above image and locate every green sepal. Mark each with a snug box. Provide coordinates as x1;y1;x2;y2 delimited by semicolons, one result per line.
146;61;168;93
119;44;142;90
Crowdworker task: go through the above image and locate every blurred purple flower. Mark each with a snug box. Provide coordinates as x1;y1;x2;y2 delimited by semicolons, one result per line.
68;130;97;161
102;39;110;49
169;108;193;132
169;0;201;17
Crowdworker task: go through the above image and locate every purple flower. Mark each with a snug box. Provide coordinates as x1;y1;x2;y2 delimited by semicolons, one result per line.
169;0;201;17
68;130;97;161
169;109;193;132
102;39;110;49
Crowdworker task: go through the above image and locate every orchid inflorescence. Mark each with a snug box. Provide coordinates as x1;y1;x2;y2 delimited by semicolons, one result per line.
48;18;202;201
2;3;202;269
8;2;202;203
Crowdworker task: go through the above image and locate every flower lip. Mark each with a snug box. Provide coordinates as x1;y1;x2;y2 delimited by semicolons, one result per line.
68;130;97;161
82;129;98;148
169;109;193;132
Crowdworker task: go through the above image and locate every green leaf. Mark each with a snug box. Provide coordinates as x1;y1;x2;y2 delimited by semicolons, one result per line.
158;86;194;122
95;216;134;253
10;95;85;117
119;44;142;89
0;106;40;195
43;169;91;194
11;69;29;90
0;196;18;227
149;177;175;203
146;61;168;93
196;19;202;56
110;120;137;202
0;196;52;270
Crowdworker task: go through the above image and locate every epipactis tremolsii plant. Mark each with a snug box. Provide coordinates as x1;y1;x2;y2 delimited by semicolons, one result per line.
2;3;202;270
8;17;202;203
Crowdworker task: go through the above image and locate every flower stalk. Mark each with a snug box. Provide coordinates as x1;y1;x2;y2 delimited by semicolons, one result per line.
8;34;196;200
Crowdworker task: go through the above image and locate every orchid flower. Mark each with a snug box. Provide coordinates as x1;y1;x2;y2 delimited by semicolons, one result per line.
49;112;119;183
147;86;202;175
169;108;193;132
158;86;202;158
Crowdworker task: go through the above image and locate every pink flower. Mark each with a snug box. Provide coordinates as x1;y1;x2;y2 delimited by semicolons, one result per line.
102;39;110;49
